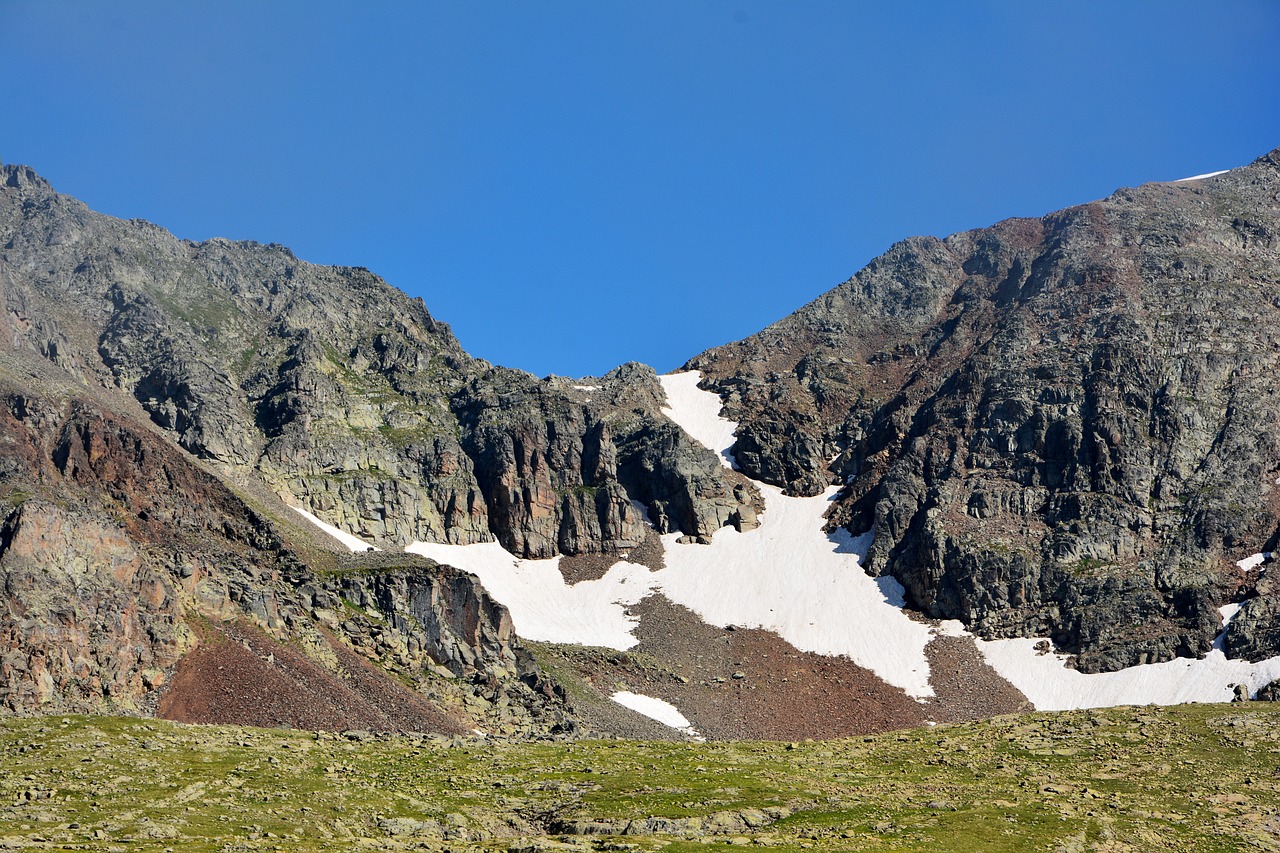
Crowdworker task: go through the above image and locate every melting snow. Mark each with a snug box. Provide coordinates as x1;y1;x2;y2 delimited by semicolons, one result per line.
291;506;378;552
610;691;702;738
572;385;601;392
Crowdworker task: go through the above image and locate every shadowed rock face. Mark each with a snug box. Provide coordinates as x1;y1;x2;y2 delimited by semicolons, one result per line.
690;147;1280;672
0;168;755;559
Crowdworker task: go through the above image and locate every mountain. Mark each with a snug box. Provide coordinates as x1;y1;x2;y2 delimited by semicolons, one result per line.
3;148;1280;740
689;147;1280;674
0;163;754;734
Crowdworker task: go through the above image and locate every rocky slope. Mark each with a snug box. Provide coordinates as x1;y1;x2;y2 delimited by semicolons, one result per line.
689;147;1280;672
8;146;1280;732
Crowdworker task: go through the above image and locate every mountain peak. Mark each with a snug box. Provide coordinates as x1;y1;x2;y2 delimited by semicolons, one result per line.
1;164;52;191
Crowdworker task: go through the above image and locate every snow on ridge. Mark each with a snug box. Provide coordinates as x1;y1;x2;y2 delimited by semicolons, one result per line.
1172;169;1229;183
658;371;739;470
610;691;703;739
291;506;378;552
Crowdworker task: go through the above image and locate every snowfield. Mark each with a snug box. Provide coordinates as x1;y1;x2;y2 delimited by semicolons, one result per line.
654;485;936;697
313;369;1280;713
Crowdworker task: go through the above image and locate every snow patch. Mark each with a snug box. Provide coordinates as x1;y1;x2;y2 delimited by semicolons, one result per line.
1172;169;1229;183
610;691;702;738
658;371;739;469
406;540;659;650
291;506;378;553
1237;553;1272;572
572;385;601;392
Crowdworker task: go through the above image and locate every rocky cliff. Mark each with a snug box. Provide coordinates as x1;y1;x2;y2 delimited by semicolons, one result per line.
689;147;1280;672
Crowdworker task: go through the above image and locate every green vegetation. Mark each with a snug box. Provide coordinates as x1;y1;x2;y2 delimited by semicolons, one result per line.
1;704;1277;850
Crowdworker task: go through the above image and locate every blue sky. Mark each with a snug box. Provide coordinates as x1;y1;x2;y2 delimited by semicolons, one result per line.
3;2;1278;377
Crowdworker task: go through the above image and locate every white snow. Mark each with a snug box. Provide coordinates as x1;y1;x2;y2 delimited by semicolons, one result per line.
572;385;601;392
610;691;702;738
656;486;936;698
1237;553;1271;573
406;540;659;650
977;634;1280;709
291;506;378;552
1220;602;1243;628
658;371;739;469
1172;169;1229;183
977;593;1276;711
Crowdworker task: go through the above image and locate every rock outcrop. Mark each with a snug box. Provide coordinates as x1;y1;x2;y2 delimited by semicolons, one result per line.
690;147;1280;672
0;161;763;729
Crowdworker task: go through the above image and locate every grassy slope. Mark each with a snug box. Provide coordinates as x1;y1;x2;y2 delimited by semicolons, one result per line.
1;704;1278;851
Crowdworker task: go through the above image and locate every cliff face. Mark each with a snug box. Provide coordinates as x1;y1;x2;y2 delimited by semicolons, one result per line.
0;165;754;560
689;148;1280;672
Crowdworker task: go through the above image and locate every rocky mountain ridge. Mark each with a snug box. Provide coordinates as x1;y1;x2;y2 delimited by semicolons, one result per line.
5;146;1280;734
1;162;757;560
690;146;1280;673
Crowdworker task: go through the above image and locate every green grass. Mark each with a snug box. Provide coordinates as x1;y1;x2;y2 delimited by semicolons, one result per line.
2;704;1278;850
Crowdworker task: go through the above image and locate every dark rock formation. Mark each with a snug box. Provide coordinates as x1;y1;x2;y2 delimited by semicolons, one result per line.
691;147;1280;672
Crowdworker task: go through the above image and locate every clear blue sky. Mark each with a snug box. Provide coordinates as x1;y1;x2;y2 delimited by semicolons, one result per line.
3;2;1278;377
